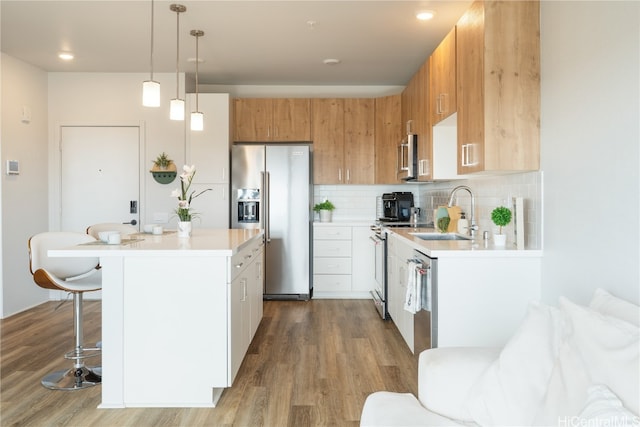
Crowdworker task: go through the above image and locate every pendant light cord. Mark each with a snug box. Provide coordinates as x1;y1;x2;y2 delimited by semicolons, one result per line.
195;32;199;111
149;0;154;80
175;8;180;98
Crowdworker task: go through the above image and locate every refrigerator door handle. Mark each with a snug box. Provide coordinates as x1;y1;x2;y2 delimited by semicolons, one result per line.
264;171;271;242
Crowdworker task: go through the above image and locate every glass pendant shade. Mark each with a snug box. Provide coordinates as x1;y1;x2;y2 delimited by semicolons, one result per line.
191;111;204;131
170;98;185;120
142;80;161;107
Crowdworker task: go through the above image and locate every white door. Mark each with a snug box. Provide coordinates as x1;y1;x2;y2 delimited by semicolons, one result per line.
60;126;140;232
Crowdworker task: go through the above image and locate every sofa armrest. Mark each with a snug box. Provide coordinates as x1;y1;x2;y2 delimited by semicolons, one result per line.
418;347;501;421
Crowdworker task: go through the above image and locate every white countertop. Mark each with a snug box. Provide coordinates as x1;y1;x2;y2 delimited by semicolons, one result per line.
49;228;264;257
313;220;375;227
387;227;542;258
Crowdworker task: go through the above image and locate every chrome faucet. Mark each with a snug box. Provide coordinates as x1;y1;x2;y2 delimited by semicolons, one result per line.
447;185;478;238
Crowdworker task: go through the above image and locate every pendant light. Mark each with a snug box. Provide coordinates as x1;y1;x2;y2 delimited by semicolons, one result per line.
190;30;204;131
142;0;160;107
169;4;187;121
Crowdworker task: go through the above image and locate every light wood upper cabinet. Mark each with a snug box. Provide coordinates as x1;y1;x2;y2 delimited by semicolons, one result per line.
401;59;431;181
233;98;311;142
312;98;344;184
456;0;540;174
430;28;457;125
312;98;375;185
344;98;375;184
375;95;402;184
272;98;311;141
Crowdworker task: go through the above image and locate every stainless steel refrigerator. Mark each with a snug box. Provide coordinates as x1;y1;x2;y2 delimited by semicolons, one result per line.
231;144;311;300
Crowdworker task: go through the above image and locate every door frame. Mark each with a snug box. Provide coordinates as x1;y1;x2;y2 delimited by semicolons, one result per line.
50;121;147;231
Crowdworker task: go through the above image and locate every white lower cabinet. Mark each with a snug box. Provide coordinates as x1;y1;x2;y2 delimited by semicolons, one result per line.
229;238;264;384
313;224;374;298
386;231;542;353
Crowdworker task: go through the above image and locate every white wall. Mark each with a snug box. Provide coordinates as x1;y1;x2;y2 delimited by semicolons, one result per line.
540;1;639;305
1;54;50;317
48;72;187;230
199;84;404;98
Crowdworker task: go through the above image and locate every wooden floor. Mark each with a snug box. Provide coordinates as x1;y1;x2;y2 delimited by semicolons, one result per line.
0;299;418;426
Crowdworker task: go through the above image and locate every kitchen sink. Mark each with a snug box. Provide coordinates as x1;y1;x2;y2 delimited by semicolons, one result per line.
409;232;472;241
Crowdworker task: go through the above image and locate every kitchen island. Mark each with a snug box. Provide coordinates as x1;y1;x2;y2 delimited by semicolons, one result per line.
50;228;264;408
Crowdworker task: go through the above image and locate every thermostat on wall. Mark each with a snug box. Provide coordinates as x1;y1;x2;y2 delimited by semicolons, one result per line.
6;160;19;175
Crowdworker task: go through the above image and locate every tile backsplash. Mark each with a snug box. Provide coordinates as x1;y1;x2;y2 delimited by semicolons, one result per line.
314;171;542;249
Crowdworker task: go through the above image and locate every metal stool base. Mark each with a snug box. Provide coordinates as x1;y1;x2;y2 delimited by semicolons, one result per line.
41;366;102;391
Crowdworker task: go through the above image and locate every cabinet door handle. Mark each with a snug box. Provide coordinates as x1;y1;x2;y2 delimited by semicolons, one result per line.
338;168;342;182
461;143;477;167
235;262;244;269
461;144;468;167
346;169;350;182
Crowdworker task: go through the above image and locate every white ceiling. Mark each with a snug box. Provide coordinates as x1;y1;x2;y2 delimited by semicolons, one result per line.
1;0;472;86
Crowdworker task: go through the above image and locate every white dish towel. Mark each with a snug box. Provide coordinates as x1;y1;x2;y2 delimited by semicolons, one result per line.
404;260;422;314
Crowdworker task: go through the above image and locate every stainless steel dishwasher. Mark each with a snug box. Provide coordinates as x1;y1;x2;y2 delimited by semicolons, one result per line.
412;250;438;352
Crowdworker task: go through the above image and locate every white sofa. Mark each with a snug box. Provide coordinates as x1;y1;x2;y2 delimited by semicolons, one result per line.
361;289;640;427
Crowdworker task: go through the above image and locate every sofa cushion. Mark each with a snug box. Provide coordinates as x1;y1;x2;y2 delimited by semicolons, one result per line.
534;297;639;424
578;384;639;426
465;301;566;426
419;347;500;422
360;392;466;427
590;288;640;327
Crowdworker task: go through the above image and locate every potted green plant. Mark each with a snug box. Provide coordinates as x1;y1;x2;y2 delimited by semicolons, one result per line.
313;199;335;222
152;152;172;170
150;152;177;184
491;206;512;246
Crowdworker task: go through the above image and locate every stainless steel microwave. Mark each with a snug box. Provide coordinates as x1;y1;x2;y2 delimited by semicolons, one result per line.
397;134;418;181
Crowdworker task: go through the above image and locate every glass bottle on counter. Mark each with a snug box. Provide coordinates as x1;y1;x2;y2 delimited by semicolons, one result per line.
457;212;469;235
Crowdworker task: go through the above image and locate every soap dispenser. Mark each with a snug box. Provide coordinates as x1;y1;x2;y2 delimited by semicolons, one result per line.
457;212;469;235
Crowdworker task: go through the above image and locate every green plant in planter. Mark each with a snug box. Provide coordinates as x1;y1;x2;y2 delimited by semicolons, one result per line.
491;206;512;234
313;200;335;212
152;152;172;170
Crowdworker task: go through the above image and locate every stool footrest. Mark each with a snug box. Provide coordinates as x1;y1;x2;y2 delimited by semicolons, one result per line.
64;347;101;361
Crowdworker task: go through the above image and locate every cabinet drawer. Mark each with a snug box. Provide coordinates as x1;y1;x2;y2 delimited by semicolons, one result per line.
230;238;263;281
314;257;351;275
313;226;352;240
313;274;352;292
313;240;352;257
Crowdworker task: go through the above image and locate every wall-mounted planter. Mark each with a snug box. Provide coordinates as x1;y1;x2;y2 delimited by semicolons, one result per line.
150;161;177;185
151;170;177;184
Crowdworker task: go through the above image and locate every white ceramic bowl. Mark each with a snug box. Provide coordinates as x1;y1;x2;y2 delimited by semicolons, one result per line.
98;230;117;242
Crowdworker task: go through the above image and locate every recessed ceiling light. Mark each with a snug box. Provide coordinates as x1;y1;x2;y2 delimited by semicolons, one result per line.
58;52;74;61
416;10;435;21
323;58;341;65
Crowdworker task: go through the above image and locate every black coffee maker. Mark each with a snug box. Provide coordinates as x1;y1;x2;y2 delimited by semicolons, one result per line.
380;192;414;222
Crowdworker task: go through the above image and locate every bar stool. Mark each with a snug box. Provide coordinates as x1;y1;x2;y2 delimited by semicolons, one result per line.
28;232;102;390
